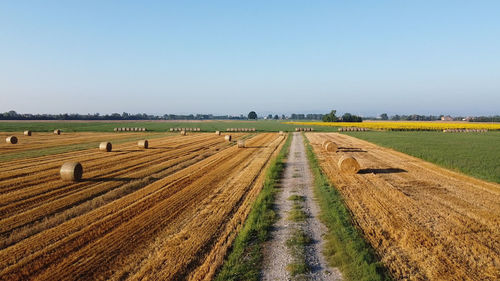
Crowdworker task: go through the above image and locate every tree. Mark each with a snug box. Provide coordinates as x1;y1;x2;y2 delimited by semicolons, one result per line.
248;111;257;119
267;114;273;119
341;113;363;122
380;113;388;120
322;110;337;122
273;114;279;120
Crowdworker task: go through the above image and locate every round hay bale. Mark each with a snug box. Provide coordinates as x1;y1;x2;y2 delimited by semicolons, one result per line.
6;136;18;144
99;142;112;152
215;131;221;135
170;128;174;132
338;156;360;174
180;130;186;135
60;162;83;181
138;140;149;149
54;129;61;135
321;140;329;149
279;131;284;135
225;135;232;142
324;141;338;152
237;140;245;148
24;130;32;136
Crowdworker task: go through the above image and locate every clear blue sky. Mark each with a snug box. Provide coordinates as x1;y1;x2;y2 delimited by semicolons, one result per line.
1;0;499;116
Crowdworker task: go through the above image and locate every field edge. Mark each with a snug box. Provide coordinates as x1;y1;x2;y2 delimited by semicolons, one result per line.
303;133;391;281
214;133;293;281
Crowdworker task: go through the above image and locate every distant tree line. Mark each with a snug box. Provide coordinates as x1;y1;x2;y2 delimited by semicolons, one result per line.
469;115;500;122
0;111;246;120
389;114;442;121
290;113;324;120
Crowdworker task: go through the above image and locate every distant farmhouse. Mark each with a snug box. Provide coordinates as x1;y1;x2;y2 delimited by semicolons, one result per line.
441;115;453;121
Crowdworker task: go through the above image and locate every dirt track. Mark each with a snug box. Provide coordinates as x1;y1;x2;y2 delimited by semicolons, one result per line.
0;132;286;280
306;133;500;281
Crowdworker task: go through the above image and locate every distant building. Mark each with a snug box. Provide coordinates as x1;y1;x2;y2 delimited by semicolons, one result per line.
441;115;453;121
463;116;473;121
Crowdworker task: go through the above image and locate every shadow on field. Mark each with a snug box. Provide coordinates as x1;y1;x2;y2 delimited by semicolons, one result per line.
358;168;407;174
244;145;268;148
83;177;137;182
338;147;367;152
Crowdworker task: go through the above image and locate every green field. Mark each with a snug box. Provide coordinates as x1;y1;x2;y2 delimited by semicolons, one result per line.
0;120;338;133
344;131;500;184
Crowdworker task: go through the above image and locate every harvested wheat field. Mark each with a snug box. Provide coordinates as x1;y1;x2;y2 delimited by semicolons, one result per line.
0;132;160;162
306;133;500;281
0;132;286;280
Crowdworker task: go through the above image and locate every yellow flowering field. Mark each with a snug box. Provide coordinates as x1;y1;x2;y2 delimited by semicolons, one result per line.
285;121;500;131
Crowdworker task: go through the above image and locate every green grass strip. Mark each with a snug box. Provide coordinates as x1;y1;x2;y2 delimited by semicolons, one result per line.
344;131;500;183
214;133;293;281
303;135;391;281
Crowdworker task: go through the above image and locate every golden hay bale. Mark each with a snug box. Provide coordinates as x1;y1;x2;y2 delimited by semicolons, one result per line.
99;142;112;152
54;129;61;135
24;130;32;136
324;141;338;152
138;140;149;149
60;162;83;181
237;140;245;148
310;128;314;131
321;140;330;149
6;136;18;144
279;131;284;135
215;131;221;135
225;135;232;142
170;128;174;132
338;156;361;174
180;130;186;135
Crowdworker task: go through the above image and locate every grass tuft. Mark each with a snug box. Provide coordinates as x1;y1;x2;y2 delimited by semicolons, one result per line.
288;195;305;202
286;229;311;277
287;203;308;222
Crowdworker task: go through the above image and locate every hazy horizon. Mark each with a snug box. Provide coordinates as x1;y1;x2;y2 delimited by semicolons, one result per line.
1;1;499;116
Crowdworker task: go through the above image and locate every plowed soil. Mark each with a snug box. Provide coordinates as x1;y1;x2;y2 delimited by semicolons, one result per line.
306;133;500;281
0;132;286;280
